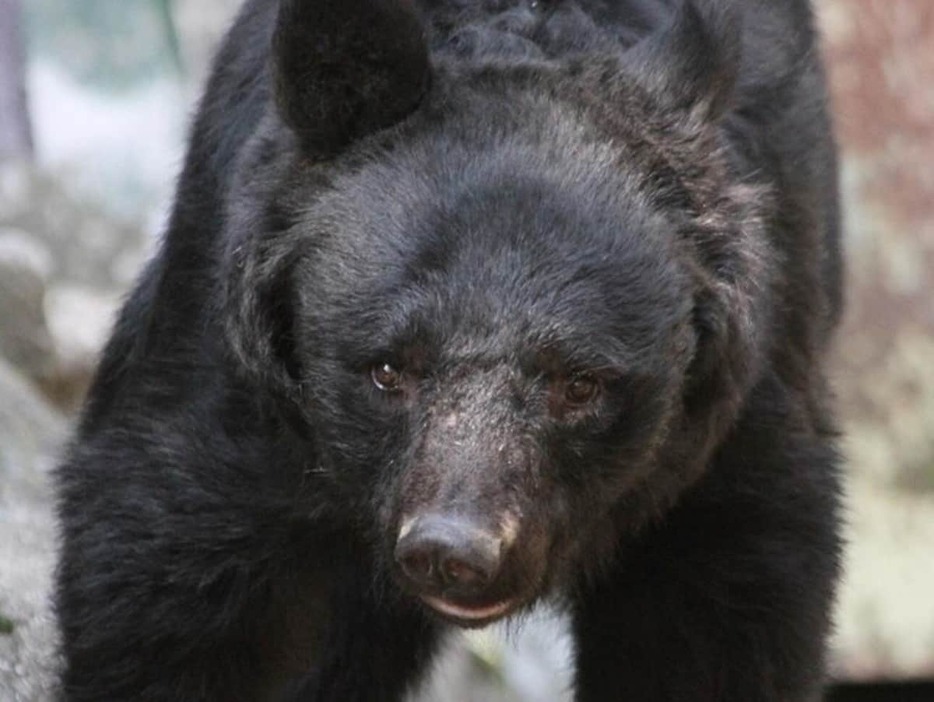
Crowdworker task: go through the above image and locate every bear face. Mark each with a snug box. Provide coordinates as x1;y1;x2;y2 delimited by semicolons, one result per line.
288;124;695;625
217;37;769;623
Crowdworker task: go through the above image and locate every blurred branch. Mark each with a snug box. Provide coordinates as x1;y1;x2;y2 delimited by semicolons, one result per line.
159;0;185;76
0;0;34;161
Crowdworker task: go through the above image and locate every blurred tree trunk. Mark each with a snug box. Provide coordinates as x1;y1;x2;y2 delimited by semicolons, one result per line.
0;0;33;162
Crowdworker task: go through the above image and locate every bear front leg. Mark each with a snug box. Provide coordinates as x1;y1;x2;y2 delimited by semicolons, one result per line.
571;426;840;701
279;560;442;702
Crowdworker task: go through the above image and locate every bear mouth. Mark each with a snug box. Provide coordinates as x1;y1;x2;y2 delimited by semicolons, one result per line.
419;594;518;627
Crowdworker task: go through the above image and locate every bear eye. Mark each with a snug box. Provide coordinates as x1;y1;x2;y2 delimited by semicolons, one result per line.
371;362;404;392
564;374;601;406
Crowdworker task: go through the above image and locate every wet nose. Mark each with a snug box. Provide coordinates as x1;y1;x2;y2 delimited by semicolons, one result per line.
395;514;504;595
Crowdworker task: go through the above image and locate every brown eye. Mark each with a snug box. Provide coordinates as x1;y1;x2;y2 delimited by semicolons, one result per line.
564;374;600;406
371;362;403;392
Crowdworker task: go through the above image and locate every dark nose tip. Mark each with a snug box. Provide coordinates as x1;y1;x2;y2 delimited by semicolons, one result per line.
395;514;503;595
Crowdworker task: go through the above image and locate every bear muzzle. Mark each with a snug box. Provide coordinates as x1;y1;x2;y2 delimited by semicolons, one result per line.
394;512;524;626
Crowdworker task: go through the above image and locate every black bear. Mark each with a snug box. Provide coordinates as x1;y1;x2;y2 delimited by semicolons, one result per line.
55;0;843;700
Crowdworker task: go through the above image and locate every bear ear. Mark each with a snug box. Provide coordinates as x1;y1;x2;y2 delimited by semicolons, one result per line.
622;0;741;121
272;0;431;155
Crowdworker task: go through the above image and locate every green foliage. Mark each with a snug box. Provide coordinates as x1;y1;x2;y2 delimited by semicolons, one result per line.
0;613;14;635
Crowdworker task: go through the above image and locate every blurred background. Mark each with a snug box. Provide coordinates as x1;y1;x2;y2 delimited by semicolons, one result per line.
1;1;932;699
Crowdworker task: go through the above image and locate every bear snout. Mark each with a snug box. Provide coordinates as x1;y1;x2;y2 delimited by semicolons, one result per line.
395;513;504;596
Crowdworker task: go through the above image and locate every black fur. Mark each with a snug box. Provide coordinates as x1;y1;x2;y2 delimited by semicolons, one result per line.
55;0;842;700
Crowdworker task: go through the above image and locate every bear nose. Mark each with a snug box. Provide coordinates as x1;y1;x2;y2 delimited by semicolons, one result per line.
395;514;503;594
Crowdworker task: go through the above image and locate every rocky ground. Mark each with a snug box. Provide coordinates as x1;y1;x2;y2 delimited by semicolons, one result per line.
0;162;133;701
0;355;61;702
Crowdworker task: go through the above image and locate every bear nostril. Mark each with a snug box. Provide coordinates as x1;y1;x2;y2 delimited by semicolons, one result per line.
399;551;435;585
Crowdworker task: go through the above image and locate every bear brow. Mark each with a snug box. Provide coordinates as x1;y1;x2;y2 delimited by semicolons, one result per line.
527;340;628;377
